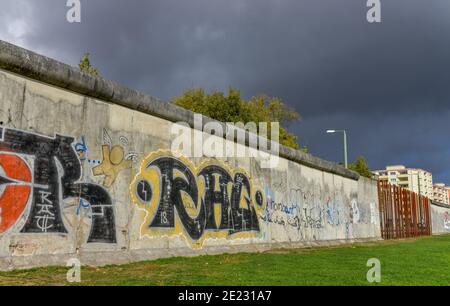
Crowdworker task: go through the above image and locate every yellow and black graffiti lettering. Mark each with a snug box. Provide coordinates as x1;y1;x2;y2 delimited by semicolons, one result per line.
130;151;265;247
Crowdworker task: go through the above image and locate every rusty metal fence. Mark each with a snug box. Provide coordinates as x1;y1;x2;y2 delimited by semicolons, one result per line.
377;180;432;239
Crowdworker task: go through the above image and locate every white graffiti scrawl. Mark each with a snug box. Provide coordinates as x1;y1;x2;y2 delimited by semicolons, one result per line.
351;199;360;224
370;203;377;225
444;212;450;231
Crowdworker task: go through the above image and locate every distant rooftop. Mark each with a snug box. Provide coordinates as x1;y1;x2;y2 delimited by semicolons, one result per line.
374;165;432;174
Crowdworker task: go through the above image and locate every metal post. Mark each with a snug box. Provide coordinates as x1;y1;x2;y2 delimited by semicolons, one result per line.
343;130;348;169
326;129;348;168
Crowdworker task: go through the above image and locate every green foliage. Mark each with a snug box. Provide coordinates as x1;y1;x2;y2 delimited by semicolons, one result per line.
349;156;372;178
79;53;100;77
173;88;305;150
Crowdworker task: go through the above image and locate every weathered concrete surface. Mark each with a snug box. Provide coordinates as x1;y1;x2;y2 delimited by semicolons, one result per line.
431;202;450;235
0;41;381;270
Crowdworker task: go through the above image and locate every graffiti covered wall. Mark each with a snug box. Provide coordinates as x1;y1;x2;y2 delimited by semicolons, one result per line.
431;203;450;234
0;42;381;269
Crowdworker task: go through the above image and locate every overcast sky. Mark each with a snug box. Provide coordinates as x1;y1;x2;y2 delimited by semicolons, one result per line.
1;0;450;183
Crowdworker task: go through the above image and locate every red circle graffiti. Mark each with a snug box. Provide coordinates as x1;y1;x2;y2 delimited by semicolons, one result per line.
0;154;32;233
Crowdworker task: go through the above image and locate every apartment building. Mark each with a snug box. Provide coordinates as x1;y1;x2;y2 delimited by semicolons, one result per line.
433;183;450;205
373;165;434;198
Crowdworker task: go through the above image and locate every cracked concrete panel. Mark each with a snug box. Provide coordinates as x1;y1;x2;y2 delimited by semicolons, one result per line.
354;177;381;238
0;70;25;129
79;97;110;172
319;171;341;241
8;235;75;257
250;157;271;188
109;103;172;152
22;79;84;137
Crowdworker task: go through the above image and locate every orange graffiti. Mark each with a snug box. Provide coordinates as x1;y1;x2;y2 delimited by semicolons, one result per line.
0;154;32;233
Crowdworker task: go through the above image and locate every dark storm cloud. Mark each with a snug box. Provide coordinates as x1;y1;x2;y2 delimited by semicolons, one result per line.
1;0;450;182
294;110;450;183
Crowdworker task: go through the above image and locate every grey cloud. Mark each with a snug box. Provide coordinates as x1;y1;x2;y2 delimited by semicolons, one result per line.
0;0;449;183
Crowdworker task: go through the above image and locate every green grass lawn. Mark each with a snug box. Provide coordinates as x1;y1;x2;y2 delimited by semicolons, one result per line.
0;234;449;286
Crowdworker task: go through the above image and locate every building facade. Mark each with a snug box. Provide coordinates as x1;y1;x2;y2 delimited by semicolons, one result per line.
433;183;450;205
373;165;434;198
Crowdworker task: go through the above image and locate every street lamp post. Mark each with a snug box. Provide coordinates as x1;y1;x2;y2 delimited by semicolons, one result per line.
326;129;348;168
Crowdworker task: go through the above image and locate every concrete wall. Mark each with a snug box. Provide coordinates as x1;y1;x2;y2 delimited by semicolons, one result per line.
431;203;450;235
0;41;381;270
